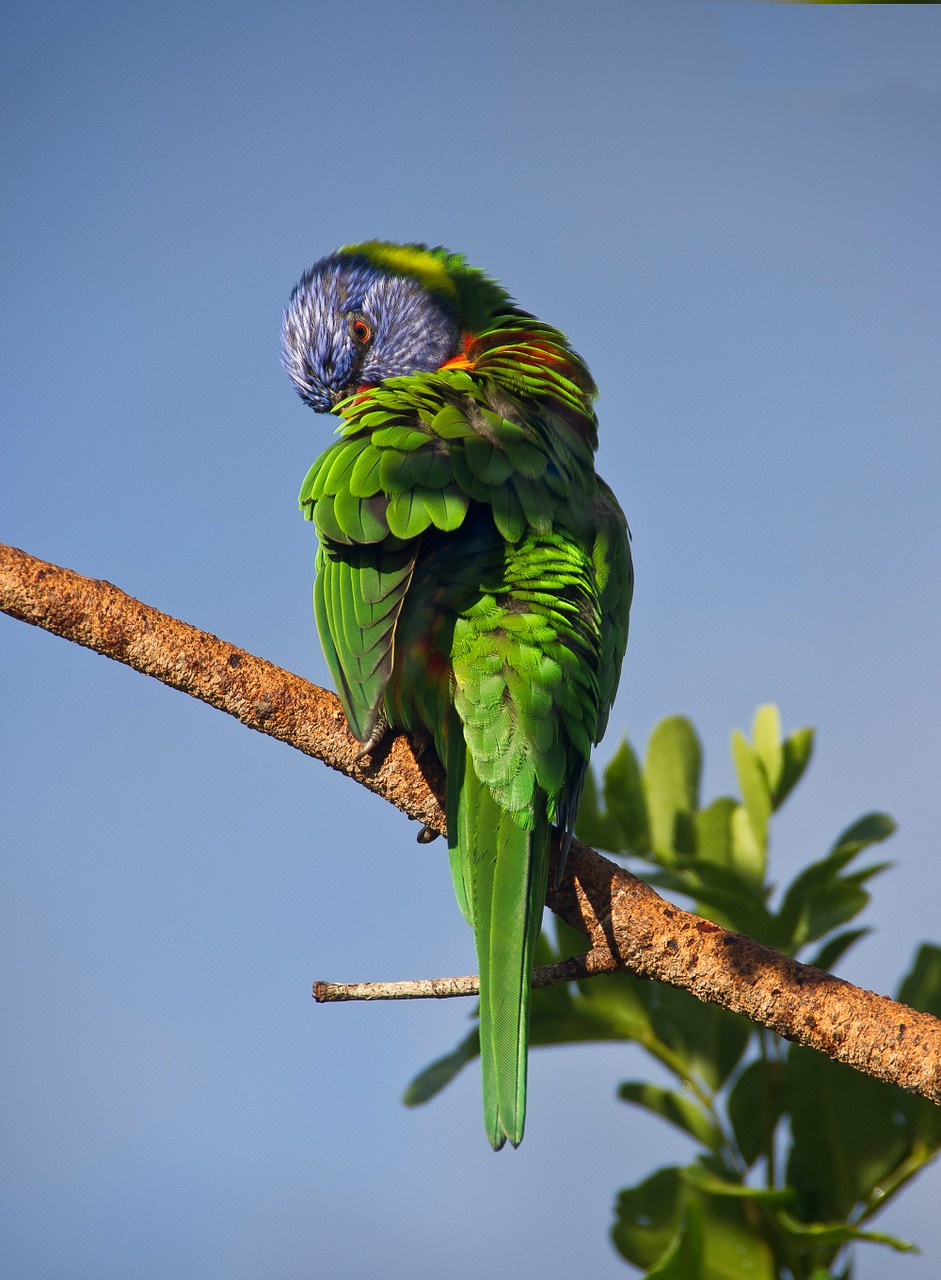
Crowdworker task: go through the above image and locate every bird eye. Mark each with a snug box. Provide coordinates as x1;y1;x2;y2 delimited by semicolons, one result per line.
350;316;371;345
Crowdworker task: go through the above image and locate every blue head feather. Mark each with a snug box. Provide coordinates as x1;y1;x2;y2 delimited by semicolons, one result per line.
282;252;460;412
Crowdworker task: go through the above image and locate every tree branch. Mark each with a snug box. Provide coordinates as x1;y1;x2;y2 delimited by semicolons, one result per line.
3;541;940;1105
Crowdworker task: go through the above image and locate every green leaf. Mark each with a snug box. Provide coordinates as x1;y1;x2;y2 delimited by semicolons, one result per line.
684;858;775;919
728;1059;783;1168
576;745;652;856
694;1201;777;1279
897;942;941;1019
778;851;864;937
784;1045;911;1223
777;814;895;949
680;1165;793;1205
603;738;651;853
644;716;702;859
553;915;591;962
752;704;784;798
695;797;737;869
895;945;941;1147
776;1211;917;1253
793;880;872;948
730;730;771;873
573;766;621;851
612;1166;684;1271
643;1201;704;1280
730;803;766;884
530;983;650;1048
534;967;749;1091
570;972;655;1042
401;1029;479;1105
808;928;871;972
616;1167;779;1280
643;982;751;1092
776;726;815;806
844;860;892;889
830;812;897;859
618;1081;723;1153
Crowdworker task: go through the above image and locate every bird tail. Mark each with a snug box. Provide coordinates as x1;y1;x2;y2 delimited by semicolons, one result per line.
446;719;550;1150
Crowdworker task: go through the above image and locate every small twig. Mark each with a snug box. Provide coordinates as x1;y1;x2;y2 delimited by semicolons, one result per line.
315;975;479;1002
313;955;595;1003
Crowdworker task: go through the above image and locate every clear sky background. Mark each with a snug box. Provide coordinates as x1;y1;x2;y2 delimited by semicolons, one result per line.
2;3;940;1277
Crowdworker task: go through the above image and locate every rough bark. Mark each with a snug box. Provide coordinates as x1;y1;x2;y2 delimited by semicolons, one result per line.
2;541;940;1106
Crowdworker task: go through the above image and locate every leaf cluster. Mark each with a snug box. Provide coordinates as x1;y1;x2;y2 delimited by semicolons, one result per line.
406;706;941;1277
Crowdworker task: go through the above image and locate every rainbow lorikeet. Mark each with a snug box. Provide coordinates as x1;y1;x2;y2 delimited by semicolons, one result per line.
282;242;631;1149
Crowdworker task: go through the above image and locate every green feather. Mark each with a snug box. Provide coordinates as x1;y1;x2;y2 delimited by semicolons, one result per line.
419;486;469;531
312;494;349;545
431;405;475;439
372;424;431;450
320;439;361;494
476;769;549;1148
386;489;431;539
333;484;389;543
348;444;384;497
489;484;526;542
464;436;514;485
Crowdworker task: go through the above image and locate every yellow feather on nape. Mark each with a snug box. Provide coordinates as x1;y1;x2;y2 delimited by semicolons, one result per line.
338;241;459;303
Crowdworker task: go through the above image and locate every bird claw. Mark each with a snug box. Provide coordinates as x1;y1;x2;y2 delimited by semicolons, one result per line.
416;825;441;844
353;711;392;764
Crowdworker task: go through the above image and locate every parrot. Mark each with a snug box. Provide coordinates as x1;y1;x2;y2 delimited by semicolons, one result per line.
281;241;632;1149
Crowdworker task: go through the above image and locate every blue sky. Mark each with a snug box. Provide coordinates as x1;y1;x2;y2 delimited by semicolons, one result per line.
2;3;940;1277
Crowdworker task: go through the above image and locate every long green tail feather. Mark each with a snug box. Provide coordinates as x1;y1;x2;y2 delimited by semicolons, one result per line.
448;731;551;1150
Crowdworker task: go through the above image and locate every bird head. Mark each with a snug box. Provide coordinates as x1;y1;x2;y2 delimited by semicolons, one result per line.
281;243;467;412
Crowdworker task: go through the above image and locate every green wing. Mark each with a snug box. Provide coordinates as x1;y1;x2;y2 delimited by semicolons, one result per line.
312;539;417;742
